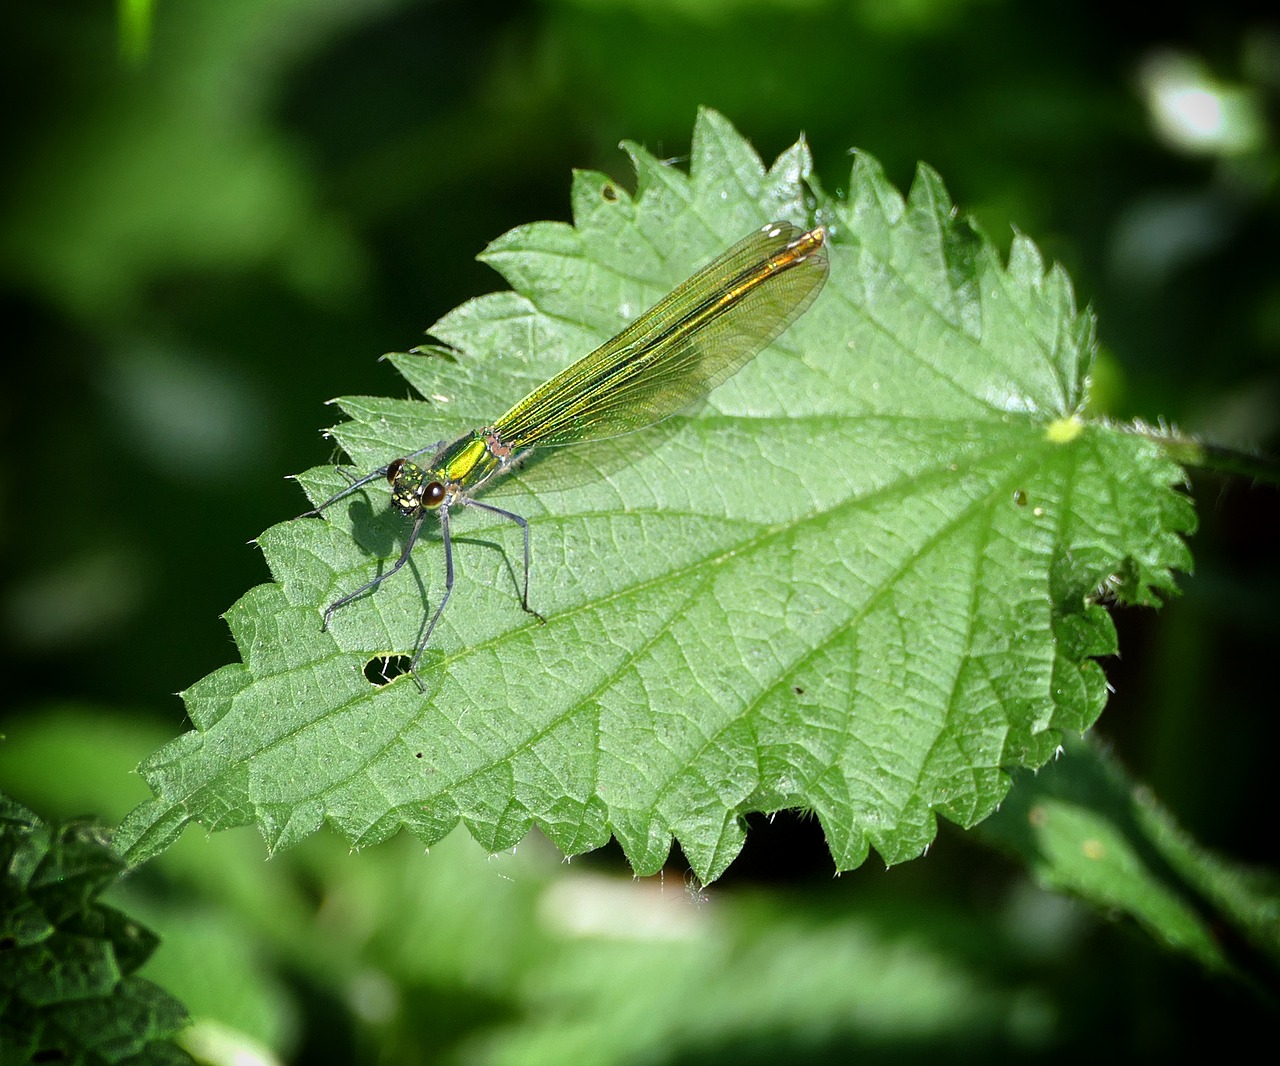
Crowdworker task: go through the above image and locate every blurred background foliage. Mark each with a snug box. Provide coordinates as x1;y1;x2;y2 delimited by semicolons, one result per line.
1;0;1278;1062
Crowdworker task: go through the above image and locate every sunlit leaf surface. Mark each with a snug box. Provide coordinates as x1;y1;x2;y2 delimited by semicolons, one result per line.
116;110;1192;881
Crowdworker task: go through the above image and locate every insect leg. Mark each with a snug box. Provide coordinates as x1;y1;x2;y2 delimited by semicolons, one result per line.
300;466;390;518
322;507;429;630
464;499;547;624
409;504;456;675
300;441;447;517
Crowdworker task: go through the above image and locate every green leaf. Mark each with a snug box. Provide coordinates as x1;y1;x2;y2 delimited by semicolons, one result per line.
0;794;193;1064
116;109;1193;881
980;735;1280;980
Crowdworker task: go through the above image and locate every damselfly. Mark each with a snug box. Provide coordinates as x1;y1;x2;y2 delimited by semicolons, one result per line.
309;220;829;683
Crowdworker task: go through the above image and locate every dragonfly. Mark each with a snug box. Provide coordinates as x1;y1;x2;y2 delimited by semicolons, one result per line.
308;220;829;684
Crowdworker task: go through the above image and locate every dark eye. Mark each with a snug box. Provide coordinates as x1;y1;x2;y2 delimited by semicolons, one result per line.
424;481;445;506
385;458;405;484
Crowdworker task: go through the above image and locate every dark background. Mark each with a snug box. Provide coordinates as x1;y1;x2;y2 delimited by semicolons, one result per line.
2;0;1277;1060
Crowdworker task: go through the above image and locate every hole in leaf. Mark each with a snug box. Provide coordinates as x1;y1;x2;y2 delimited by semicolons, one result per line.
363;654;414;686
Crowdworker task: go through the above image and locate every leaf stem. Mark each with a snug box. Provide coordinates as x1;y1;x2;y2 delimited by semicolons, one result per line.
1124;424;1280;488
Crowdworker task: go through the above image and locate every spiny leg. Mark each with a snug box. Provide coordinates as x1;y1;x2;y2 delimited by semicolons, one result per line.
300;441;446;518
299;464;391;519
322;508;429;630
409;504;455;676
465;499;547;624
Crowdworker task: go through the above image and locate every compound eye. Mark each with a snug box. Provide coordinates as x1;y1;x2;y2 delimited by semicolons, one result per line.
424;481;446;507
386;458;405;484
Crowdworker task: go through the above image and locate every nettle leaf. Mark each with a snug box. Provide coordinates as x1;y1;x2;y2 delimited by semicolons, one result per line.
981;735;1280;976
0;794;193;1063
116;109;1193;881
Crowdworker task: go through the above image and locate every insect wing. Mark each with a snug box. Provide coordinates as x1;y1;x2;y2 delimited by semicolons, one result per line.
492;222;828;449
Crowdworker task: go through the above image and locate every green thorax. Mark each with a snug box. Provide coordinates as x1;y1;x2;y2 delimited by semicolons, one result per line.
390;427;511;514
436;427;510;489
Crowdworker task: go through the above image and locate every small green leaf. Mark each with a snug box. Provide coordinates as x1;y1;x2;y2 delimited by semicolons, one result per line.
0;794;193;1063
117;109;1193;881
981;736;1280;979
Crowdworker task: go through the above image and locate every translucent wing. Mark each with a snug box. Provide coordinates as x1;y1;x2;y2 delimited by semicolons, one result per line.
492;222;828;449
